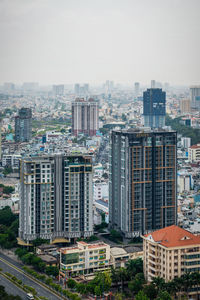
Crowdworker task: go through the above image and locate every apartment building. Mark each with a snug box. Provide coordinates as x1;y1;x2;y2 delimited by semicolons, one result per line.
109;129;177;238
59;241;110;277
2;154;21;170
189;144;200;162
142;225;200;282
19;154;93;243
15;108;32;142
72;98;99;136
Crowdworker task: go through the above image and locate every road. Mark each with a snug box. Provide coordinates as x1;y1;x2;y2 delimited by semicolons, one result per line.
0;273;26;299
0;253;63;300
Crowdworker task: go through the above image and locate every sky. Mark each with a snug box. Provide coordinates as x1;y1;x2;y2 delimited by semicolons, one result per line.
0;0;200;86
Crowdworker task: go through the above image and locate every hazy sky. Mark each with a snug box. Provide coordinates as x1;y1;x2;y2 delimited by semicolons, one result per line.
0;0;200;86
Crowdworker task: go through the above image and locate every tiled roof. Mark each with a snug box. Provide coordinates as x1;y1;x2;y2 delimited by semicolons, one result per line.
190;144;200;149
144;225;200;248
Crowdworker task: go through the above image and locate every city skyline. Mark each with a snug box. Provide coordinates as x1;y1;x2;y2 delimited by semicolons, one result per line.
0;0;200;85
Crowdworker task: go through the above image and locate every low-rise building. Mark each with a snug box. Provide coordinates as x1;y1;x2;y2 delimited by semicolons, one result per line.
142;225;200;283
189;144;200;162
59;241;110;277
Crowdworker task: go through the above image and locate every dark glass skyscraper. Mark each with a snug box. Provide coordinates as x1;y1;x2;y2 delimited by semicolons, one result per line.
109;129;177;238
143;88;166;128
15;108;32;142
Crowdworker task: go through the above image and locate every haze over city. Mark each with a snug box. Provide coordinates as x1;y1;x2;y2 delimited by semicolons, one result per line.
0;0;200;85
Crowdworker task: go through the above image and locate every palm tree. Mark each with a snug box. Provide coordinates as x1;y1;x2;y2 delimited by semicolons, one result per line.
181;272;193;299
117;267;128;292
126;258;143;280
165;280;178;298
190;272;200;299
152;277;166;294
172;276;184;298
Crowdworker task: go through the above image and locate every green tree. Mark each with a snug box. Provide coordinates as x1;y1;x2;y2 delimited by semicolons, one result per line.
126;258;143;279
156;291;172;300
135;290;150;300
45;265;59;277
0;206;16;227
67;278;77;289
128;273;145;294
143;283;157;300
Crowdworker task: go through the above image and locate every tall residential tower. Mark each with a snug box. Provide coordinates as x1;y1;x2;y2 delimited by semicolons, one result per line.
15;108;32;142
19;154;93;243
143;88;166;128
72;98;99;136
109;129;177;238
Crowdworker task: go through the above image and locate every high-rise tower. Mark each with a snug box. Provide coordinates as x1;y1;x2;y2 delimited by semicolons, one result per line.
143;88;166;128
190;85;200;109
19;154;93;243
72;98;99;136
15;108;32;142
109;129;177;238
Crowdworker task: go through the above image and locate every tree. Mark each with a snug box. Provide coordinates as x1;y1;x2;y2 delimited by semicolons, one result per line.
156;291;172;300
135;290;150;300
126;258;143;279
143;283;157;300
45;266;59;277
32;238;49;247
128;273;145;294
152;277;166;294
117;267;128;292
67;279;77;289
0;206;16;227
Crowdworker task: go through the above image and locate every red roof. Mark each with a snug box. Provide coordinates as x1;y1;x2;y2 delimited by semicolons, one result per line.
144;225;200;248
190;144;200;149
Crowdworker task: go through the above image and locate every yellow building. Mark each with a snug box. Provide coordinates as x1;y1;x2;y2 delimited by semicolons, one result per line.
142;225;200;283
60;241;110;277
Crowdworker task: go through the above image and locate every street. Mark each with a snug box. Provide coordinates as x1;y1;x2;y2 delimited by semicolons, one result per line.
0;273;26;299
0;253;63;300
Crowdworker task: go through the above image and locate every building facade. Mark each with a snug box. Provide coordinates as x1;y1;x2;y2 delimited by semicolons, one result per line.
180;99;191;114
60;241;110;277
142;225;200;284
72;98;99;136
2;154;21;170
190;85;200;109
189;144;200;162
143;88;166;128
52;85;64;95
19;154;93;243
15;108;32;142
109;129;177;238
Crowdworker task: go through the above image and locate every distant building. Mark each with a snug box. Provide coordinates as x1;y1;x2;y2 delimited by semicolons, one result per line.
188;144;200;162
52;85;64;95
19;154;93;243
15;108;32;142
143;88;166;128
4;82;15;91
142;225;200;287
151;80;156;89
190;85;200;109
109;129;177;238
60;241;110;277
72;98;99;136
2;154;21;170
180;137;191;149
74;83;80;95
22;82;38;91
134;82;140;96
180;99;191;114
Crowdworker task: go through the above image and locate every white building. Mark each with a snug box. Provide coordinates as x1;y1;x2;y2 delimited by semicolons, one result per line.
60;241;110;277
181;137;191;150
189;144;200;162
2;154;21;170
